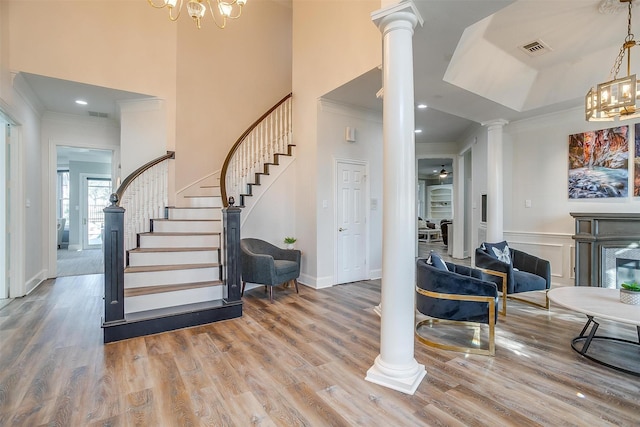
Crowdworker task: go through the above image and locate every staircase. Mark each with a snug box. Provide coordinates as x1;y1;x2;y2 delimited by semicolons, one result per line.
102;93;292;343
124;184;223;314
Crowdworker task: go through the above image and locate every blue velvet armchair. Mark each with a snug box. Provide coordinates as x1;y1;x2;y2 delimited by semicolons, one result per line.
475;242;551;315
240;238;301;303
416;257;499;356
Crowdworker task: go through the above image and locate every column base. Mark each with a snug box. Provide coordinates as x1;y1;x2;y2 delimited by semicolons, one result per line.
365;355;426;395
373;303;382;317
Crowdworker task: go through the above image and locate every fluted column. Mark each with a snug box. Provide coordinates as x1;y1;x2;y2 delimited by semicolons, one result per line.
366;1;426;395
482;119;508;242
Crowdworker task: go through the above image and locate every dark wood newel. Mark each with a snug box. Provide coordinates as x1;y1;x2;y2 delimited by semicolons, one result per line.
571;212;640;287
102;194;125;330
223;197;242;303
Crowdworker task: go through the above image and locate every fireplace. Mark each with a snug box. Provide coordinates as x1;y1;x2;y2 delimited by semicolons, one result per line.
571;212;640;287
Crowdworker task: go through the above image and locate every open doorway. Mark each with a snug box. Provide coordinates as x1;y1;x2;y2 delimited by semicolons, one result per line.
56;146;112;277
417;158;454;260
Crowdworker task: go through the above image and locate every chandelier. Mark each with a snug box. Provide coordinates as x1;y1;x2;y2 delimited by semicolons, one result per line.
586;0;640;121
147;0;247;29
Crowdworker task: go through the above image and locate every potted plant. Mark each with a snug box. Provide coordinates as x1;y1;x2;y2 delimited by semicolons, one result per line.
620;281;640;305
284;237;297;250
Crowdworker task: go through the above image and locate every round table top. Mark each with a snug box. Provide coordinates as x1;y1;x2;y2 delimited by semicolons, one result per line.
548;287;640;326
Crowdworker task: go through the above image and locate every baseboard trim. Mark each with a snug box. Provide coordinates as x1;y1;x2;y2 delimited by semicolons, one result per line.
25;270;47;295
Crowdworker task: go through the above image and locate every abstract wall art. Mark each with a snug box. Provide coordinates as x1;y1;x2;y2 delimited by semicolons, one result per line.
568;125;629;199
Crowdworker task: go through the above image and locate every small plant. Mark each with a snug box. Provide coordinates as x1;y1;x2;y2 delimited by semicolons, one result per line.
284;237;297;244
621;281;640;292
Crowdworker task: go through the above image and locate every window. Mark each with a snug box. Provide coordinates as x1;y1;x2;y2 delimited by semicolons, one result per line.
57;170;69;229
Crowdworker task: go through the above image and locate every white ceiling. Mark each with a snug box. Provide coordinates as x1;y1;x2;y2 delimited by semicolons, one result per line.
21;72;153;121
325;0;636;143
19;1;635;145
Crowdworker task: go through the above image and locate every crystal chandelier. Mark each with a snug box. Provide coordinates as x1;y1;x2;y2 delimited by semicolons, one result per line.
147;0;247;29
586;0;640;121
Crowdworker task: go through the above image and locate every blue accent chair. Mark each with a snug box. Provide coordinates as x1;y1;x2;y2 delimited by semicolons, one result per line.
416;258;499;355
240;238;301;303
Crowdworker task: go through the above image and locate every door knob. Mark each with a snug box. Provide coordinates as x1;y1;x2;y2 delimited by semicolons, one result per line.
339;227;347;232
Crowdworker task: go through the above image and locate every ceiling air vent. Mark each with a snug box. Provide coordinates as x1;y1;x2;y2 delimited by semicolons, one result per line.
88;111;109;118
519;39;551;57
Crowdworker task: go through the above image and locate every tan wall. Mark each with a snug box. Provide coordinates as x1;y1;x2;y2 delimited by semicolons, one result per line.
8;0;178;147
174;0;292;191
292;0;381;282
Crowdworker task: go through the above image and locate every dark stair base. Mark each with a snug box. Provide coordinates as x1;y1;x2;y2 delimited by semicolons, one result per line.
102;299;242;343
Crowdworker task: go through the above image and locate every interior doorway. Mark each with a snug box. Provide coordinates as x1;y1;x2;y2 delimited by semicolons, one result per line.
56;146;112;277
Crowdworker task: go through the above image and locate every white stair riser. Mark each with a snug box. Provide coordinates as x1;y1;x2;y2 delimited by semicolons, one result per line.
124;285;224;314
189;186;221;197
183;196;223;208
125;266;220;288
128;250;219;267
168;208;221;220
151;220;221;233
139;234;220;248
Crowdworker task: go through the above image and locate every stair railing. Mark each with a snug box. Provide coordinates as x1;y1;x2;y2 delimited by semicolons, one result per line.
114;151;175;252
220;93;292;207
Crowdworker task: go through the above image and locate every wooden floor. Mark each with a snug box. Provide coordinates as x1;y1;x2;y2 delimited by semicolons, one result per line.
1;275;639;426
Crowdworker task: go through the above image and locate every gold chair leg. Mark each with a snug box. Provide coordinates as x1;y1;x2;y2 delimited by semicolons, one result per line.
269;286;274;303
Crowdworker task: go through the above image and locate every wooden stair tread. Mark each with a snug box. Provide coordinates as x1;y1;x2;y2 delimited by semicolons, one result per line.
125;263;220;273
200;185;220;188
128;247;219;253
125;280;223;297
183;195;220;198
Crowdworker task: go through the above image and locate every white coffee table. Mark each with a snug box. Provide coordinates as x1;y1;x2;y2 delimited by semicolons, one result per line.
548;287;640;376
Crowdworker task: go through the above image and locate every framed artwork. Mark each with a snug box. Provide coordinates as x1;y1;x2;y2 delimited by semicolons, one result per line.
568;125;629;199
635;123;640;196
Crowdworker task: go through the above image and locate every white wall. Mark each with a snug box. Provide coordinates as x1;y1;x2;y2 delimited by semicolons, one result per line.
240;156;297;249
8;74;44;295
293;0;381;286
315;100;383;287
119;99;167;180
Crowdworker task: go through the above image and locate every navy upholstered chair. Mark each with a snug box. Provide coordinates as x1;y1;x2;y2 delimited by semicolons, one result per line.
416;256;499;356
474;241;551;315
240;238;301;302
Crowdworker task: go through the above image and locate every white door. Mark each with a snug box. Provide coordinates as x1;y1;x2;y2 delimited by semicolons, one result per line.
336;161;367;284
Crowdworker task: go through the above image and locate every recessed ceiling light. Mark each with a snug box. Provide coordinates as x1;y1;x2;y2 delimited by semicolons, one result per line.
75;100;88;105
417;104;427;109
415;129;422;133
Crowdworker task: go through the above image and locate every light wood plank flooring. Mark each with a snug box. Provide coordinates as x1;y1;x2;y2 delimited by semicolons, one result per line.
0;274;639;426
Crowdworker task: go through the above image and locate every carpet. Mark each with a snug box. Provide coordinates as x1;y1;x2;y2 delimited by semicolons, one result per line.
57;249;103;277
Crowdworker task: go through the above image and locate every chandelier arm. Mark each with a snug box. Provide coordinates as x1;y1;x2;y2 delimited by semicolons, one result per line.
168;0;184;21
206;0;227;29
147;0;169;9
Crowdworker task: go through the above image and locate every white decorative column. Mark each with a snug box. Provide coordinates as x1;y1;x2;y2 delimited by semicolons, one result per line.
366;1;426;395
481;119;508;242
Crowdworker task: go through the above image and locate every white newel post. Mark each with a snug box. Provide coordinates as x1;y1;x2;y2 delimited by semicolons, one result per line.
366;1;426;395
482;119;508;243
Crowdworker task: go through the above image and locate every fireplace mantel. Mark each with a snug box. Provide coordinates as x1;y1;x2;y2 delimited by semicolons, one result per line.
571;212;640;287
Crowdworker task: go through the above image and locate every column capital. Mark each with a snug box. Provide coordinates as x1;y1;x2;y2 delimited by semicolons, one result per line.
481;119;509;130
371;0;424;33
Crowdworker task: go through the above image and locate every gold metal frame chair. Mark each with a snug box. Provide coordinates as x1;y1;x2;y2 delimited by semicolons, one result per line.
415;287;496;356
478;268;550;316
